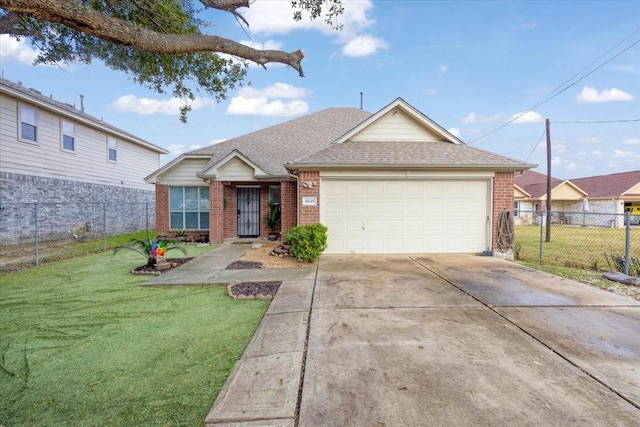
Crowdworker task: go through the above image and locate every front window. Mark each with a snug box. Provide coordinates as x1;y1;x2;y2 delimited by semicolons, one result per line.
20;105;37;142
170;186;210;229
513;202;520;217
62;120;75;151
107;136;117;162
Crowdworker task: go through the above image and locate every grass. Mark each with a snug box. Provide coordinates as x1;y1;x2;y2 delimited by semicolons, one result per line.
0;245;269;426
514;224;640;271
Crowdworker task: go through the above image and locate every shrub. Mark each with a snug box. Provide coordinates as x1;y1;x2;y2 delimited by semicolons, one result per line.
285;223;328;262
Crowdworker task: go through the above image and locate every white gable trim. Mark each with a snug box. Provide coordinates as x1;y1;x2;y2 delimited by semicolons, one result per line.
144;153;211;183
333;97;465;145
200;150;269;180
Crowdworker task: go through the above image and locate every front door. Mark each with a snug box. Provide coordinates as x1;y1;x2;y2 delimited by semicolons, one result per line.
237;187;260;237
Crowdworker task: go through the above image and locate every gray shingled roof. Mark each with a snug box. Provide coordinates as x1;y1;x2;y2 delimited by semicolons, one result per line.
192;107;373;177
290;140;533;170
570;170;640;198
0;77;167;153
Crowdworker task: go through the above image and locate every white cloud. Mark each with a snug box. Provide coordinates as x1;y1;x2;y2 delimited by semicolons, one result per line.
226;83;309;116
239;1;386;59
111;95;215;115
342;35;388;57
448;127;461;138
0;35;39;65
242;0;375;37
167;143;202;157
439;65;448;74
462;112;503;124
510;111;544;124
590;150;603;157
623;138;640;145
566;162;577;169
576;86;634;103
554;142;568;154
577;137;601;144
519;22;540;30
424;88;437;96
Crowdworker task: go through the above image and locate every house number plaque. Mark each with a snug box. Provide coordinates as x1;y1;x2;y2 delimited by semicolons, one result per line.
302;197;317;206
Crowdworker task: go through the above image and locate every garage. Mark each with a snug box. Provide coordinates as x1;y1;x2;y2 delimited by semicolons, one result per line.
321;178;491;254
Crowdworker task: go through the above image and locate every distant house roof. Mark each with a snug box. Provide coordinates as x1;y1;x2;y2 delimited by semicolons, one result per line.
570;170;640;198
0;77;167;154
514;170;562;198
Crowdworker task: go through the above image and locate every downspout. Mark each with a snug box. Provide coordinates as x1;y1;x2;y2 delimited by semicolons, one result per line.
287;168;300;226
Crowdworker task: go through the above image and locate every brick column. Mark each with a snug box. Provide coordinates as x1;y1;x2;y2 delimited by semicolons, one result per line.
155;184;169;235
281;180;298;236
210;181;224;244
492;172;515;251
298;171;320;224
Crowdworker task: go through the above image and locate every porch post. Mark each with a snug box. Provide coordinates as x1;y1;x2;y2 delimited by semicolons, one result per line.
210;180;224;244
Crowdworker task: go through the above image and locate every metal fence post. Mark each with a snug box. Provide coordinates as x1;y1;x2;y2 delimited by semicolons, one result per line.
103;203;107;251
146;202;150;241
625;212;631;275
34;201;39;266
539;212;544;264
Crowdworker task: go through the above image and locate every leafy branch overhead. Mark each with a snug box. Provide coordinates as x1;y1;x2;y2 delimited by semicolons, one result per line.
0;0;344;121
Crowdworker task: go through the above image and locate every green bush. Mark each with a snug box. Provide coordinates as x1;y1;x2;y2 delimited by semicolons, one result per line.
285;223;328;262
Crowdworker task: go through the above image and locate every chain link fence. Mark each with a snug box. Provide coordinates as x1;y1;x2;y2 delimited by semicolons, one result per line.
0;202;154;270
514;210;640;276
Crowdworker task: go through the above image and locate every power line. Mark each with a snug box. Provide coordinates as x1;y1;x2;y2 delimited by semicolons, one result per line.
468;26;640;144
525;128;547;162
553;118;640;124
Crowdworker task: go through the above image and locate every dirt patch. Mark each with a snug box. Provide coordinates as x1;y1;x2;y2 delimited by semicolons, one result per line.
131;257;195;276
238;242;317;269
227;260;263;269
227;281;281;299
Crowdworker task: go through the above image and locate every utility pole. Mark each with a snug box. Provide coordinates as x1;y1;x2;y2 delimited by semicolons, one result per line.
545;118;552;242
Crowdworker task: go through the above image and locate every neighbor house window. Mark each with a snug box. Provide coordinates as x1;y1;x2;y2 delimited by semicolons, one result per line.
107;136;117;162
62;120;75;151
513;202;520;217
19;104;37;142
169;187;210;229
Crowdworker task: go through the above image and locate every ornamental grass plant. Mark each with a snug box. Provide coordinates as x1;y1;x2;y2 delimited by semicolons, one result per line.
0;246;269;426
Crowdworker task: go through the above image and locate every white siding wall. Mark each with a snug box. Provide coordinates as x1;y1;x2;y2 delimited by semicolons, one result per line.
0;93;160;190
216;157;255;181
351;110;441;142
157;159;209;185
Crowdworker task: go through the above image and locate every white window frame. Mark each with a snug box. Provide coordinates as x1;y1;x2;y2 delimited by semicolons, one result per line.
61;120;75;152
19;104;38;143
107;136;117;162
169;186;210;230
513;201;520;217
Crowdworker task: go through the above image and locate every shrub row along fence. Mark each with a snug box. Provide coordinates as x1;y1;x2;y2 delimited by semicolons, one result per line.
514;210;640;276
0;202;154;269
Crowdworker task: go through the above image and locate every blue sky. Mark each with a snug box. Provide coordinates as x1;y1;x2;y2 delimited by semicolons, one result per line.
1;0;639;179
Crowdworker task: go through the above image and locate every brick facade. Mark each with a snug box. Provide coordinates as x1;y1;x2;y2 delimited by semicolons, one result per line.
281;181;298;237
155;184;169;234
492;171;515;251
298;171;321;225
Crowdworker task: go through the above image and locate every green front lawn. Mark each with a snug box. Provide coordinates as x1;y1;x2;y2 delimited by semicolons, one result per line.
0;246;269;426
514;225;640;271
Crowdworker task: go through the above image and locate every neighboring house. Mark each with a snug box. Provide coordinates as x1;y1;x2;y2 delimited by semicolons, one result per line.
0;77;168;242
146;98;534;254
514;169;640;227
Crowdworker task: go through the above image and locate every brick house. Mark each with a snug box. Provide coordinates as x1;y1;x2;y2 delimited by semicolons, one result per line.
145;98;534;254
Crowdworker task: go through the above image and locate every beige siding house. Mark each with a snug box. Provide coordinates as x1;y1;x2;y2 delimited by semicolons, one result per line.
0;77;168;242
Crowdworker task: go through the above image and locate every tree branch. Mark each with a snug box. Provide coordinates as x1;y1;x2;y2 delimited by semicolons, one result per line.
0;0;305;76
199;0;250;29
0;10;33;35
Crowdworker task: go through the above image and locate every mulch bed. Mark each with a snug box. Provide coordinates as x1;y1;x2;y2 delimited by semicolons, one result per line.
227;281;281;300
131;257;195;275
226;260;263;269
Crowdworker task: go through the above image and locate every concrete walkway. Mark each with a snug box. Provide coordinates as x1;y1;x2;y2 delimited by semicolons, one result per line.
148;246;640;426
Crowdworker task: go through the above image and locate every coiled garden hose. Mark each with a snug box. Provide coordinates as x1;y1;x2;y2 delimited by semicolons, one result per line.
497;210;515;252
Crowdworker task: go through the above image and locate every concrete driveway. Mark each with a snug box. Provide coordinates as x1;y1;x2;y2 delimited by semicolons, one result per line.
299;255;640;426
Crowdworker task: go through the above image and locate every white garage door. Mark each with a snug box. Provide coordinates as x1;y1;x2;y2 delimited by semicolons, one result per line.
321;179;489;254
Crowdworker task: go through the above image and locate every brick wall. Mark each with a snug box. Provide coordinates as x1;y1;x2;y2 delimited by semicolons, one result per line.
209;181;224;244
492;171;515;251
298;171;320;224
281;180;298;236
156;184;169;234
223;185;236;239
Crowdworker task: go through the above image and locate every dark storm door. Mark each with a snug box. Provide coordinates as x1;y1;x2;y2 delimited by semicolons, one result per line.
237;187;260;237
